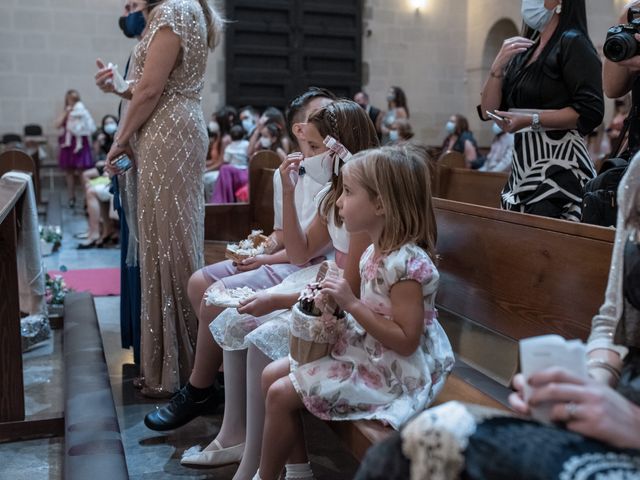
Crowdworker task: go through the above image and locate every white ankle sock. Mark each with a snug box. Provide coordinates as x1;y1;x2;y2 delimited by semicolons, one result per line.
251;472;262;480
285;462;314;479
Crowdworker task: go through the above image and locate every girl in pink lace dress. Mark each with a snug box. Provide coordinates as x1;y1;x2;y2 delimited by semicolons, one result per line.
253;145;454;480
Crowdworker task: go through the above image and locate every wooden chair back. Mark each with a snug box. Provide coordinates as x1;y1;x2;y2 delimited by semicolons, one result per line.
204;150;281;242
249;150;281;232
438;150;465;168
0;150;36;177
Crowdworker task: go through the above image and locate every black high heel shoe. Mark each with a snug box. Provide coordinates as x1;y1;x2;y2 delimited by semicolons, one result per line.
77;239;98;249
95;232;118;248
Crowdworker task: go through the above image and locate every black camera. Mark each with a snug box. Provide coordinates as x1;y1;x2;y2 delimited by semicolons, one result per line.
604;8;640;62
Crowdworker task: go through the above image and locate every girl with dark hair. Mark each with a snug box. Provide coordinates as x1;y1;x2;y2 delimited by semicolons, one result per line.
382;85;409;144
481;0;603;221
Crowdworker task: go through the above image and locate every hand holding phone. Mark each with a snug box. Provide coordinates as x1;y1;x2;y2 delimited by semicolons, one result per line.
486;110;507;122
112;154;132;175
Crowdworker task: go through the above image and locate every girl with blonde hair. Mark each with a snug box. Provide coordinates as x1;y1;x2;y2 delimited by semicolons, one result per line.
254;145;454;480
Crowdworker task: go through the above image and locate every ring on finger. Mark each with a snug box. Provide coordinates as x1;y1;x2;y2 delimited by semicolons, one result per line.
565;402;579;421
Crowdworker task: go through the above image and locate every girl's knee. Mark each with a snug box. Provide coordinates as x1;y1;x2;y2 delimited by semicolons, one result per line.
187;270;209;307
261;362;281;396
265;376;295;411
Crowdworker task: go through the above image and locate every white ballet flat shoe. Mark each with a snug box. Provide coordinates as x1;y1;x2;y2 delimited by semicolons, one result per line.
180;438;245;467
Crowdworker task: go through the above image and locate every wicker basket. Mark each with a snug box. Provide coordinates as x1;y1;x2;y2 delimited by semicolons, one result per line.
289;261;344;365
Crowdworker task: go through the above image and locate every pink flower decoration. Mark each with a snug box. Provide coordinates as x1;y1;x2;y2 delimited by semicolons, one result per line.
362;257;379;282
305;396;331;419
407;257;432;283
332;334;348;356
306;366;319;376
328;362;352;381
356;365;383;389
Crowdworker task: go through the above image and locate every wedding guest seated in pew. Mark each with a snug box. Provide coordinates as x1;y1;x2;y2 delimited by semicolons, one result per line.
354;149;640;480
248;107;291;158
388;118;415;146
204;121;223;203
478;122;514;173
442;113;480;168
210;124;250;204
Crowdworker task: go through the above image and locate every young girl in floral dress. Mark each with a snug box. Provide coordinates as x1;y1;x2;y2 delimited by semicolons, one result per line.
254;145;455;480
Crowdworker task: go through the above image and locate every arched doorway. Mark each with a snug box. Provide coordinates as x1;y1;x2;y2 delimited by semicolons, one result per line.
482;18;520;71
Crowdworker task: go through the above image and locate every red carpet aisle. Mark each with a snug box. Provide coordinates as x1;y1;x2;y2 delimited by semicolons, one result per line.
48;268;120;296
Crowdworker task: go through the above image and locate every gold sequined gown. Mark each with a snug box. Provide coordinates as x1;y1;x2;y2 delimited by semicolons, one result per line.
130;0;208;396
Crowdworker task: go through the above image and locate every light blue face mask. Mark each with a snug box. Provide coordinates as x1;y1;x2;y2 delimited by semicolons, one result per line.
389;130;399;142
492;122;503;136
446;121;456;134
521;0;554;32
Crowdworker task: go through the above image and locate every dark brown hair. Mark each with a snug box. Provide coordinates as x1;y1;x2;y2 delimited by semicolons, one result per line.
308;99;380;225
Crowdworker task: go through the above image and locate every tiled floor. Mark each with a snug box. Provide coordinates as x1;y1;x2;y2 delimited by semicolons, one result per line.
0;184;359;479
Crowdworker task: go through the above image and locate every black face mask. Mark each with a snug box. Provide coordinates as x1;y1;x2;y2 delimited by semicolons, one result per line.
118;11;145;38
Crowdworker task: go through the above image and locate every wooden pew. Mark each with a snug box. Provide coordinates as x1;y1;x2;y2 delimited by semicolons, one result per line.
0;161;65;441
204;150;281;242
330;200;615;460
436;167;507;208
432;150;508;208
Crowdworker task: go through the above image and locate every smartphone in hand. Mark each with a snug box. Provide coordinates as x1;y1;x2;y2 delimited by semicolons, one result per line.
486;110;507;122
113;154;132;175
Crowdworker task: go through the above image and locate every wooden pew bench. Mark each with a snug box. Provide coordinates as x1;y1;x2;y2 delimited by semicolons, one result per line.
204;150;281;243
432;151;508;208
329;199;615;460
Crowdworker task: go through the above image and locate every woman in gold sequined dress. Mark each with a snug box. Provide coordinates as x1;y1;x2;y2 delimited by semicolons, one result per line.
107;0;223;397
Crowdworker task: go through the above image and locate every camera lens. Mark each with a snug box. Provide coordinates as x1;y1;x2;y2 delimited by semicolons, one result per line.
604;32;638;62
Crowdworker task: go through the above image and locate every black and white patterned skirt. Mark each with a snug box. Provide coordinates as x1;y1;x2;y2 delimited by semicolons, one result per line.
501;130;596;222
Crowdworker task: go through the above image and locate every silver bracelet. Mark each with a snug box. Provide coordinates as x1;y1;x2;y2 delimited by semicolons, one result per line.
587;358;621;381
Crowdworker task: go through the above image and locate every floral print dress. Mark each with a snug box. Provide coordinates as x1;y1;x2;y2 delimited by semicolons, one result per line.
289;243;454;429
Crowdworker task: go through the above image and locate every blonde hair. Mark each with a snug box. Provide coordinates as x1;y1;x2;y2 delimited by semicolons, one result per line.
196;0;224;50
344;145;437;258
308;99;380;225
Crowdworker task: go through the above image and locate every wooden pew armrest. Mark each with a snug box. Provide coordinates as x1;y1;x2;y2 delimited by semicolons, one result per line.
205;203;252;241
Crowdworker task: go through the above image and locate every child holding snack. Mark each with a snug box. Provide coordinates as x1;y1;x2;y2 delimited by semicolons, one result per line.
254;146;454;480
180;100;379;478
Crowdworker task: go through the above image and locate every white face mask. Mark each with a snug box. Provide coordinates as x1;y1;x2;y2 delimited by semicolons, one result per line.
103;122;117;135
241;118;255;134
446;121;456;134
302;151;333;185
492;122;503;136
521;0;554;32
389;130;399;142
208;121;219;134
259;136;272;148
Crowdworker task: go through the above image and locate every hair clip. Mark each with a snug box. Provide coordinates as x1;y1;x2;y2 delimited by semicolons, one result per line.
323;136;353;176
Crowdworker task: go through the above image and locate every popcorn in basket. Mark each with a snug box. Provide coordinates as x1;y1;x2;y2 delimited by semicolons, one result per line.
289;261;346;365
225;230;278;264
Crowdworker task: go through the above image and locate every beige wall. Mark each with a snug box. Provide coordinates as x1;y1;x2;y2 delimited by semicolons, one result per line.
0;0;625;154
0;0;225;152
362;0;621;147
